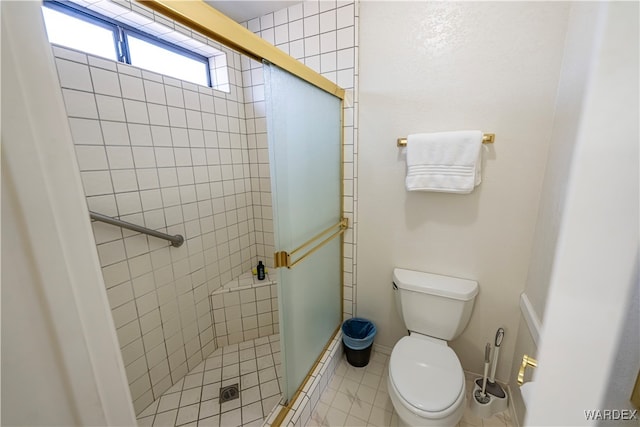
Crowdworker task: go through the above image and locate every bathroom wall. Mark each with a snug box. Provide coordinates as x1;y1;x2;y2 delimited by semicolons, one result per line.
522;3;603;325
242;0;360;319
508;4;605;424
524;1;638;422
357;2;570;382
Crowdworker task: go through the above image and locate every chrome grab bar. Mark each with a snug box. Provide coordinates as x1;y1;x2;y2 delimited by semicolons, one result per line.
89;211;184;248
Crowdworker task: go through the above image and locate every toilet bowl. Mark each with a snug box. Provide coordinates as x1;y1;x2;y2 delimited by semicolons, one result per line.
389;268;478;427
388;334;466;427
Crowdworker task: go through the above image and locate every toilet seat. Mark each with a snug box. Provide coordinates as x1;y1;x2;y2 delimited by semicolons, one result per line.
389;335;465;418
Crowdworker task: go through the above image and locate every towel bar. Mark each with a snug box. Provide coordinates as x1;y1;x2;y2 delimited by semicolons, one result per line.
397;133;495;147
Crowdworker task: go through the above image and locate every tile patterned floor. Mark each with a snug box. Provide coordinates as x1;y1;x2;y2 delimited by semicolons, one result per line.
137;334;283;427
307;350;514;427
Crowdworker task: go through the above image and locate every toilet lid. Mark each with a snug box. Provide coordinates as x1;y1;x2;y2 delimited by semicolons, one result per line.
389;336;464;413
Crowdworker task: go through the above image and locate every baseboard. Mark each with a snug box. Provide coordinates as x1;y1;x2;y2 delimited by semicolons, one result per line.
506;384;520;427
373;342;392;355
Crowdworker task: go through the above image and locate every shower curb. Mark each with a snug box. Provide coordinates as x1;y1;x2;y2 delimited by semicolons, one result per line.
264;330;344;427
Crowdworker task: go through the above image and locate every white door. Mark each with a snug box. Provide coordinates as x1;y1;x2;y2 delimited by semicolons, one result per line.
1;2;135;425
526;2;639;426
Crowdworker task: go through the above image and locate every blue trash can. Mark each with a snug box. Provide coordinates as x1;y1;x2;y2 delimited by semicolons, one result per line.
342;318;377;367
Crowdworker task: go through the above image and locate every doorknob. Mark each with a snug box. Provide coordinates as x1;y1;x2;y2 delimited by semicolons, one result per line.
517;354;538;385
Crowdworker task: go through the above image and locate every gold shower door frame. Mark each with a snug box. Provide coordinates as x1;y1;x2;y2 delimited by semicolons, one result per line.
138;2;346;425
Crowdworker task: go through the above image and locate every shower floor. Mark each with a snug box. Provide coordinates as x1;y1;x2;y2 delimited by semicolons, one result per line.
137;334;282;427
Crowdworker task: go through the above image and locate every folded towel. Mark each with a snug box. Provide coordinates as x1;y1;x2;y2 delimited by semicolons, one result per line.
405;131;483;193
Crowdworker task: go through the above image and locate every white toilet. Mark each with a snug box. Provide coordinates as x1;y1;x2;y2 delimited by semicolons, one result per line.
388;268;478;427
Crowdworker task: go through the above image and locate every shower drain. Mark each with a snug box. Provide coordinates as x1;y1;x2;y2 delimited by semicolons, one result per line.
219;384;240;403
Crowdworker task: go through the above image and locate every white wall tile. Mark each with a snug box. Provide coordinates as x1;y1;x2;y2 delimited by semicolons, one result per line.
140;189;163;211
274;8;288;26
336;4;354;29
56;58;93;91
148;104;170;126
336;26;354;50
63;89;99;119
260;13;274;30
319;9;337;33
75;145;109;171
274;24;289;45
98;239;127;267
132;147;157;168
155;147;176;167
107;281;135;309
106;146;135;169
124;234;150;258
320;31;337;53
319;0;336;13
151;125;172;146
113;301;139;328
136;169;159;190
336;48;354;70
165;85;184;107
170;128;189;147
183;89;200;110
96;94;126;121
87;194;118;217
85;54;116;71
116;192;143;215
112;169;139;193
69;118;103;145
167;107;187;127
91;67;122;97
81;170;114;196
290;40;305;59
52;45;87;64
144;79;166;104
128;124;153;146
304;36;320;56
129;253;153;278
102;121;130;146
186;110;202;130
120;74;146;101
304;15;320;37
304;1;319;17
124;99;150;124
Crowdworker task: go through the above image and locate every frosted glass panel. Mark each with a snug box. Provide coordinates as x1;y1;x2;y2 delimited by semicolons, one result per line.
264;63;342;402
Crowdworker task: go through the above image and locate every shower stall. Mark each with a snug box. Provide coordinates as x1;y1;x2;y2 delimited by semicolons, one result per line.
48;0;348;425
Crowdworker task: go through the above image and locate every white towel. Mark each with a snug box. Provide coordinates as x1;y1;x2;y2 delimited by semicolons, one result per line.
405;130;483;193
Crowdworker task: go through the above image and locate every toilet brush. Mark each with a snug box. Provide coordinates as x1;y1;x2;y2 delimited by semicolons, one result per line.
475;328;506;398
471;329;509;418
473;343;491;404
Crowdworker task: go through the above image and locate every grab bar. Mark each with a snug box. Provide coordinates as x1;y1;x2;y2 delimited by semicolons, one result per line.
89;211;184;248
274;218;348;269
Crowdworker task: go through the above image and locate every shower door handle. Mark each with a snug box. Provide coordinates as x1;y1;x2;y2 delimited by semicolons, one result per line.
274;218;348;269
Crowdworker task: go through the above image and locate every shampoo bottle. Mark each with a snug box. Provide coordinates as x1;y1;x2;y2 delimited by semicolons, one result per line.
257;261;265;280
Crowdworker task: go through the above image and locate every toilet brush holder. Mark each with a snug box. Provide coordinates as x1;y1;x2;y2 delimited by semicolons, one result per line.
470;380;509;418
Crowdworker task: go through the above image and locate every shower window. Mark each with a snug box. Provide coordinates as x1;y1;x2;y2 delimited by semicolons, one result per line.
41;0;212;87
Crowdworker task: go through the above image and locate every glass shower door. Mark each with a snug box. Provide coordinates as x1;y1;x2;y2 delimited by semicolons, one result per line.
264;62;343;402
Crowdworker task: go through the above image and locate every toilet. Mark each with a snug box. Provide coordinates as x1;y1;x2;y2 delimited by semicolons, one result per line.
388;268;478;427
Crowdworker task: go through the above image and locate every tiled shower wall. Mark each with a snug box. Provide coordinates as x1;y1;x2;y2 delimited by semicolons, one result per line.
53;0;358;417
244;0;359;319
53;38;263;412
242;58;276;269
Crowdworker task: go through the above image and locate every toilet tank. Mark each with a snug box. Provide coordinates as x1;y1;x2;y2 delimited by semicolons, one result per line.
393;268;478;340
